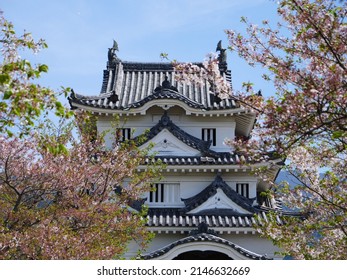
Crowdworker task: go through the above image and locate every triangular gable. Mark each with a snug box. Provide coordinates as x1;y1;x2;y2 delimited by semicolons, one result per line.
187;188;252;214
182;175;256;215
139;129;201;156
135;112;212;155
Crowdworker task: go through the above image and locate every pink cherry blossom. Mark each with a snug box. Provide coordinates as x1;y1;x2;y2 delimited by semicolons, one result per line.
174;0;347;259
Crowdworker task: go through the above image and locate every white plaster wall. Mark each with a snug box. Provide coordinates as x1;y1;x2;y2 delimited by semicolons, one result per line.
124;233;185;259
220;234;281;259
97;106;273;260
125;171;259;209
96;106;236;152
146;172;259;205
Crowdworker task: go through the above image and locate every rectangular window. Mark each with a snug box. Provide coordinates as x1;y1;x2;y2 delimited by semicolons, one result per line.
116;128;131;142
202;128;216;146
149;183;165;203
148;183;180;206
236;183;250;198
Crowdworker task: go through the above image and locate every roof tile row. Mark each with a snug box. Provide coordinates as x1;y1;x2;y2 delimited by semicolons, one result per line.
69;60;237;111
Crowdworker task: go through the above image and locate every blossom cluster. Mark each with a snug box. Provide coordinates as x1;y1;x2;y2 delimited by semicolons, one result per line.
173;0;347;259
226;0;347;259
173;53;232;99
0;130;159;259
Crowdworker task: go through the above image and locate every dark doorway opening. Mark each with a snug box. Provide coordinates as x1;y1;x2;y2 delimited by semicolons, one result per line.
173;250;232;260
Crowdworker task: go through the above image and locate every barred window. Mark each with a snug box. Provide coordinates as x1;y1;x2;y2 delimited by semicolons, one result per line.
149;183;165;203
202;128;216;146
148;183;180;206
236;183;250;198
116;128;131;141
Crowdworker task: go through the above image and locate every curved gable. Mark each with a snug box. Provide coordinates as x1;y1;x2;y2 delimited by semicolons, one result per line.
142;233;271;260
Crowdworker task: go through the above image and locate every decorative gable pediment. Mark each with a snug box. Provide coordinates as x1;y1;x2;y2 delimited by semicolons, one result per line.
139;129;201;156
182;175;257;215
135;112;213;157
187;188;252;214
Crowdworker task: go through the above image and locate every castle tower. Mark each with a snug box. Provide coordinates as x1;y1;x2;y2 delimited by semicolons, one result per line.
69;41;286;260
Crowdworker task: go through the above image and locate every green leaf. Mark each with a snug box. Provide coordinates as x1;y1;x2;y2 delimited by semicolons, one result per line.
58;143;68;155
332;131;344;139
6;129;13;137
3;90;12;100
0;101;8;110
38;64;49;73
0;73;11;84
12;107;20;116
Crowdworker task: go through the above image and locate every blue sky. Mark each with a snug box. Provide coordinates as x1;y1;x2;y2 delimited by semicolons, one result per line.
2;0;280;105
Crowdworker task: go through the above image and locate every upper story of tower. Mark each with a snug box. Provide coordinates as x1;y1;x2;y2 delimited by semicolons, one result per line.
69;41;257;152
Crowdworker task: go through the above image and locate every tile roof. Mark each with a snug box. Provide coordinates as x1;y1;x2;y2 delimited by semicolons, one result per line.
143;154;247;166
145;208;263;228
134;112;252;165
142;170;300;230
141;233;272;260
68;59;239;112
145;207;303;230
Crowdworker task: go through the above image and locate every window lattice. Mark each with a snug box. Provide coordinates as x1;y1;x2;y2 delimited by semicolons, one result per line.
116;128;131;142
148;183;180;205
202;128;216;146
236;183;250;198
